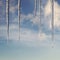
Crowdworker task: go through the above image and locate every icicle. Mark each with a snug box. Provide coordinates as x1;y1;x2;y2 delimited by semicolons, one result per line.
0;0;2;20
51;0;54;48
34;0;37;17
39;0;41;40
18;0;20;41
6;0;9;44
40;0;41;27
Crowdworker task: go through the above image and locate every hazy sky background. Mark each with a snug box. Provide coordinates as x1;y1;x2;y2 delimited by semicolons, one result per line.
0;0;60;60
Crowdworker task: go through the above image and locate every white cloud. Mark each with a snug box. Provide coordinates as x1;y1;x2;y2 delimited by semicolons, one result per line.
20;14;33;22
9;24;19;41
31;13;40;25
9;25;49;41
10;5;18;13
0;25;50;42
20;28;51;42
45;0;52;16
20;12;41;26
54;1;60;29
9;0;18;13
44;0;60;30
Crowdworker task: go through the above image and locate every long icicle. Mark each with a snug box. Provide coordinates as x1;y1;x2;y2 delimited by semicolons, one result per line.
39;0;41;40
34;0;37;17
6;0;9;44
0;0;3;20
52;0;54;48
18;0;20;41
40;0;41;30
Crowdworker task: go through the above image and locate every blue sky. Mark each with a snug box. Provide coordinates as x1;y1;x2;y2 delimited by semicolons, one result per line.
0;0;60;60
